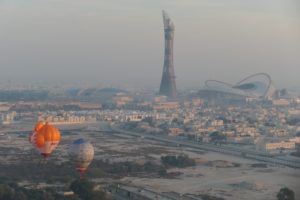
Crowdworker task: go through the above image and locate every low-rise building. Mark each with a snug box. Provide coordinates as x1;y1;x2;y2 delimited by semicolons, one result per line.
0;102;11;112
153;101;179;111
269;129;289;137
125;114;143;122
0;112;16;125
168;127;184;136
265;141;295;151
211;120;223;127
113;93;133;107
272;99;290;106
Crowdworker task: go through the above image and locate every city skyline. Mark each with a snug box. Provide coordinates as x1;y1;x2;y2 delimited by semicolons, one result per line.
1;1;300;199
0;0;299;89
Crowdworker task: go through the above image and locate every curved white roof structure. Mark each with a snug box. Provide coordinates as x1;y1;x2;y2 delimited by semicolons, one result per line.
202;73;276;99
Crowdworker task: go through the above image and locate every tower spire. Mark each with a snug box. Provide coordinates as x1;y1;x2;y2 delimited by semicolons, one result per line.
159;10;176;98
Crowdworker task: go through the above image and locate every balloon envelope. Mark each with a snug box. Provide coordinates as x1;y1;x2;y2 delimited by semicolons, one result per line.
34;121;45;132
69;139;94;175
29;121;45;144
32;123;61;158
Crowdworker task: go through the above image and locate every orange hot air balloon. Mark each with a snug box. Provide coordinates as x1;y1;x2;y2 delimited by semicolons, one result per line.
29;121;45;144
34;121;45;132
33;123;61;158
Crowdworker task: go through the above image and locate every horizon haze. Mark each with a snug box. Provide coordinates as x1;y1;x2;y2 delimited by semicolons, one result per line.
0;0;299;89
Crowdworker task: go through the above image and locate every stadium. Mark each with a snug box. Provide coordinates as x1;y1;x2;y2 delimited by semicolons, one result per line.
198;73;276;103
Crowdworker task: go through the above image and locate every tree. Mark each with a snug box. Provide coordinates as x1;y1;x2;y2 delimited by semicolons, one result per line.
141;117;155;126
70;179;108;200
210;131;226;142
70;179;94;200
277;187;295;200
158;168;167;176
0;183;65;200
0;184;14;200
161;155;196;168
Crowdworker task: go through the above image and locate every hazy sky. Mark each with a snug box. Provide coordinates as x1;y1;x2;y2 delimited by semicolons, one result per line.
0;0;299;89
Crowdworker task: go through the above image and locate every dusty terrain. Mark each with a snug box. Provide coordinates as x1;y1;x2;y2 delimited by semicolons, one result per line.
0;122;299;200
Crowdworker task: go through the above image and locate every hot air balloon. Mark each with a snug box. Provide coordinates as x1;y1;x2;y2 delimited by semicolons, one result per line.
69;139;94;176
32;123;61;158
29;121;45;144
34;121;45;132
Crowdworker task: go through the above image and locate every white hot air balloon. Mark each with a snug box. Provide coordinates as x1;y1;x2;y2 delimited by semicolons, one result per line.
69;139;94;177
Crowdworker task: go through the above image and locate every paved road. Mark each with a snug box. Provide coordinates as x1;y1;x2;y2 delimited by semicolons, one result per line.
109;124;300;169
108;184;201;200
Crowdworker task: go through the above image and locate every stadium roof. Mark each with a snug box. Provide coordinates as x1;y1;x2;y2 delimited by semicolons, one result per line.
201;73;276;99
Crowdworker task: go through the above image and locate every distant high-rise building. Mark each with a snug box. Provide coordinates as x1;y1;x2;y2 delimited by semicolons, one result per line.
159;10;177;98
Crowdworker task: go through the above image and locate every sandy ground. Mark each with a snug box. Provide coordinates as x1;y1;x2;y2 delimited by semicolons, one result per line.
122;160;300;200
0;122;299;200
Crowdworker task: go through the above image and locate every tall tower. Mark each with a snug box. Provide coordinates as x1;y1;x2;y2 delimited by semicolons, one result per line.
159;10;177;98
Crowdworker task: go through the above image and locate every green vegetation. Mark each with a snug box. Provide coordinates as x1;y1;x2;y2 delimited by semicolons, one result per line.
198;194;225;200
209;131;227;142
141;116;155;126
277;187;295;200
0;161;78;183
70;179;110;200
0;158;171;184
161;155;196;168
0;183;65;200
90;160;166;177
0;179;110;200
